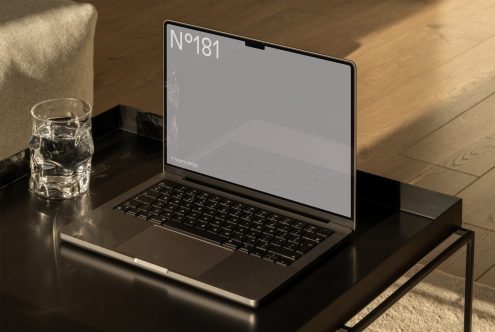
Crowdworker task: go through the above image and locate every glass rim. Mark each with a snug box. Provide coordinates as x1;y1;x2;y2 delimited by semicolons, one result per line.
31;98;92;123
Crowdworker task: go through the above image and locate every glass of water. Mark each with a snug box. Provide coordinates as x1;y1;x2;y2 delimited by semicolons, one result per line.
29;98;94;199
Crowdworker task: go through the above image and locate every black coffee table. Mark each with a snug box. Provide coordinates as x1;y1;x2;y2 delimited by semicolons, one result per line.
0;106;474;332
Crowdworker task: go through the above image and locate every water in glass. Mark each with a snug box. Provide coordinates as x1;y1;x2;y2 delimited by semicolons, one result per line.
29;99;94;199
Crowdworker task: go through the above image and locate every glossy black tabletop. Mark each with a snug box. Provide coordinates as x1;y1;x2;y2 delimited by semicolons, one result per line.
0;106;462;332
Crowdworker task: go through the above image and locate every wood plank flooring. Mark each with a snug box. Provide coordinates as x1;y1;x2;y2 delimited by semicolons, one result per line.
81;0;495;288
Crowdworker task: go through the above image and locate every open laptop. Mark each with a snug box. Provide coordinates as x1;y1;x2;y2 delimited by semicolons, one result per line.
59;20;356;307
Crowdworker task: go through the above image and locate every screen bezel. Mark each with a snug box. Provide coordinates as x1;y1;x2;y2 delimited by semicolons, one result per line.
163;20;356;229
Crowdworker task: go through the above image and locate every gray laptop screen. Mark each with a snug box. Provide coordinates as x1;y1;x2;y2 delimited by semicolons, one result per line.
165;23;353;219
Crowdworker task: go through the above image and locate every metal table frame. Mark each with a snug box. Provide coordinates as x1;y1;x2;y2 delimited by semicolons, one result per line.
340;228;474;332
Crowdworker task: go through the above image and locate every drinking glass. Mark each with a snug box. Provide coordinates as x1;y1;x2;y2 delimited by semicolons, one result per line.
29;98;94;199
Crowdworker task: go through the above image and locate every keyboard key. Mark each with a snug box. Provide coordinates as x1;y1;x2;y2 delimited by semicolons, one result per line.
263;228;277;237
231;202;245;210
161;186;174;193
245;230;261;239
125;207;139;216
229;209;241;217
198;215;212;223
171;193;185;200
256;242;270;252
292;221;306;229
194;198;206;206
208;195;222;203
217;206;229;214
149;183;166;192
210;219;224;227
269;246;301;261
286;234;300;243
275;257;292;266
219;230;233;238
205;202;218;209
170;198;182;205
283;242;299;251
171;213;185;223
240;213;253;221
150;214;169;224
137;211;152;220
232;234;245;242
214;213;227;221
226;217;239;224
238;220;252;228
186;212;200;220
277;225;291;233
267;213;281;221
163;204;178;212
223;239;241;250
252;218;265;225
175;185;188;192
233;227;248;235
136;195;155;204
191;205;205;213
182;196;194;203
153;200;167;207
255;210;269;218
207;226;220;234
183;218;197;226
175;208;189;215
295;242;316;254
238;244;253;253
124;199;142;208
160;211;173;219
243;206;257;214
258;234;273;243
149;207;164;215
302;232;326;243
262;252;278;262
143;190;161;198
203;209;215;217
264;220;277;229
275;231;288;240
251;224;264;232
157;194;170;203
289;227;303;236
304;225;319;233
137;203;151;211
162;220;227;245
279;217;294;226
195;222;208;230
181;202;193;209
243;238;257;246
114;204;128;212
220;198;234;206
249;249;263;258
186;188;199;195
270;238;285;247
221;223;235;231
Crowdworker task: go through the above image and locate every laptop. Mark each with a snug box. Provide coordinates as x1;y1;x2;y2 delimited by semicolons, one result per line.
59;20;356;307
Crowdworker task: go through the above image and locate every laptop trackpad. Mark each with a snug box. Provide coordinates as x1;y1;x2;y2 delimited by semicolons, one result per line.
116;226;232;278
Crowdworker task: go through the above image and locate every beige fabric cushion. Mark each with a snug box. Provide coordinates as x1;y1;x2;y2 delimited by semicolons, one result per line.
0;0;97;159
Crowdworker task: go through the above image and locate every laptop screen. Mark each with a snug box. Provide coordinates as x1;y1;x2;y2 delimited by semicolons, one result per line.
165;22;354;220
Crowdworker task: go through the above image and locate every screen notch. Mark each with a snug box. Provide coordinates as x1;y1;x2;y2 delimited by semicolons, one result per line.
244;40;265;50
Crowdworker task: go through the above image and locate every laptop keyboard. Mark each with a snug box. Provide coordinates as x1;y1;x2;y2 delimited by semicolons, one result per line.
114;181;334;266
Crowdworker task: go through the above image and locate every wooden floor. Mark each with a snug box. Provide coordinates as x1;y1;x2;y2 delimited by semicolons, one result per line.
83;0;495;288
